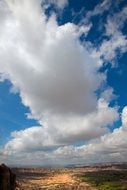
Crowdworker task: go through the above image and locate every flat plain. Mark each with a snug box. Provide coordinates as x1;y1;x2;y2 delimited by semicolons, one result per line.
13;164;127;190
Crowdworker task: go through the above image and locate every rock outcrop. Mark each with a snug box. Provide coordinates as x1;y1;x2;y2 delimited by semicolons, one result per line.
0;164;16;190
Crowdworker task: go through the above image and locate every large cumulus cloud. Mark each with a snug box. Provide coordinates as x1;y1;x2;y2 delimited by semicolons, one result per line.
0;0;120;165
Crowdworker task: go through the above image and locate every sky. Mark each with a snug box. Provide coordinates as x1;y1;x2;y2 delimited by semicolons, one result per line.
0;0;127;166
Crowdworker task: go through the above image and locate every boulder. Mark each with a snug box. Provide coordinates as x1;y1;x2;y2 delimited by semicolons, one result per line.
0;164;16;190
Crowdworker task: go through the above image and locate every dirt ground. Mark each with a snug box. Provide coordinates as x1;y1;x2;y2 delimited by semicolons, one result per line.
14;164;127;190
15;169;96;190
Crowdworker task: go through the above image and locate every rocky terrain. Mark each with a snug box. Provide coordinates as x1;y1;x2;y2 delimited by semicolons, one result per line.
1;163;127;190
13;168;96;190
0;164;16;190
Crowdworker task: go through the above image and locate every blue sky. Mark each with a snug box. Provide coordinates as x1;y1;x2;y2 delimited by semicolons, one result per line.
0;0;127;166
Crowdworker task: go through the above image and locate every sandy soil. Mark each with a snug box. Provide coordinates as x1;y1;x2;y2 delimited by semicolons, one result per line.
16;170;96;190
13;164;127;190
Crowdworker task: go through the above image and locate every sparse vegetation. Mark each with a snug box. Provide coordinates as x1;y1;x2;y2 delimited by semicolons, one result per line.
10;164;127;189
80;170;127;190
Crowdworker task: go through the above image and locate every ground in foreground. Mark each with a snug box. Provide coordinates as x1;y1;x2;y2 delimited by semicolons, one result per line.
13;164;127;190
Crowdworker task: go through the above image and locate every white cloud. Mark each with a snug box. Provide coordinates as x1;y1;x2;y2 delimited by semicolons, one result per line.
121;106;127;127
106;6;127;36
92;6;127;64
46;0;68;9
0;0;121;165
4;99;119;158
0;0;101;118
99;32;127;62
85;0;111;22
81;2;127;65
101;87;116;102
3;104;127;166
4;127;55;154
3;107;127;165
53;106;127;165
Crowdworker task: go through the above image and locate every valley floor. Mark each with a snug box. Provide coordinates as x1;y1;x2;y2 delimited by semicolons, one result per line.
13;164;127;190
15;169;96;190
